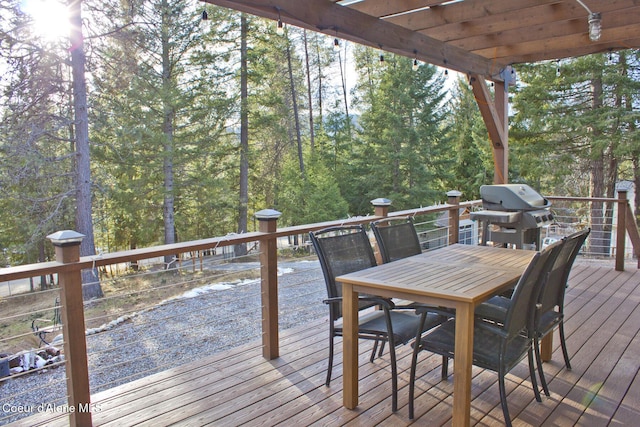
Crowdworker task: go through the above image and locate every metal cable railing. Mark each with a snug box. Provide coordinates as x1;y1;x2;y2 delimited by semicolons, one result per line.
0;248;267;424
547;198;635;260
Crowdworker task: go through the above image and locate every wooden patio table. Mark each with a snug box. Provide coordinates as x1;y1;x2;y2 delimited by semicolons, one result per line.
336;243;536;427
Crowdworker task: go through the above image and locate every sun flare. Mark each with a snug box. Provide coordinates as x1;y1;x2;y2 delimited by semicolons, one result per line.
22;0;70;42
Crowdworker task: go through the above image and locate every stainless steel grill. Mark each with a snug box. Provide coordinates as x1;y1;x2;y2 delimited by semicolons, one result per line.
470;184;554;249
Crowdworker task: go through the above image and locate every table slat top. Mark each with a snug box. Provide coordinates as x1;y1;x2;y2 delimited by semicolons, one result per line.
337;244;535;305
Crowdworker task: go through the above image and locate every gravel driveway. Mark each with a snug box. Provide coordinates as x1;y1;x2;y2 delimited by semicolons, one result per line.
0;260;327;425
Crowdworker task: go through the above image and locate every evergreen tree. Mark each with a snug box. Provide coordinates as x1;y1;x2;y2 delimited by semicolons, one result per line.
90;1;236;255
278;153;348;226
348;49;450;213
445;78;493;200
245;20;308;212
512;51;640;254
0;1;80;286
235;13;249;257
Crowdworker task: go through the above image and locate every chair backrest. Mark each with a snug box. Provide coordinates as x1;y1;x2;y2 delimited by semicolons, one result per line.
370;216;422;263
309;225;378;319
503;240;565;339
538;228;591;315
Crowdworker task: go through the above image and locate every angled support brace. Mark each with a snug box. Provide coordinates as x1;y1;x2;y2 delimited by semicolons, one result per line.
470;68;513;184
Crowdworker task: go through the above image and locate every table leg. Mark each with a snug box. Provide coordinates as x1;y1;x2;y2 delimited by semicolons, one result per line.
343;283;359;409
452;302;474;427
541;333;553;362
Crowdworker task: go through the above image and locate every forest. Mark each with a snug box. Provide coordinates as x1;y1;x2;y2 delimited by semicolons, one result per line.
1;0;639;286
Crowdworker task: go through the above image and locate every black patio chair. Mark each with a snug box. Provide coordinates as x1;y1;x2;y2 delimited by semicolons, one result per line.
533;228;590;396
370;216;422;263
309;224;446;412
408;243;560;424
370;215;455;359
473;239;565;327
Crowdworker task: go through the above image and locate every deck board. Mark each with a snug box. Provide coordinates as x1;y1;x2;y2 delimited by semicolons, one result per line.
547;266;636;426
8;261;640;427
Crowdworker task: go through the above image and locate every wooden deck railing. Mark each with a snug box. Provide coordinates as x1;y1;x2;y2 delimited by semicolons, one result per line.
0;193;638;426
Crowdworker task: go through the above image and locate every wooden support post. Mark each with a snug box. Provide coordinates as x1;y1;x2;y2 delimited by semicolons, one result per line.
448;191;462;245
256;209;281;360
616;189;628;272
46;230;92;427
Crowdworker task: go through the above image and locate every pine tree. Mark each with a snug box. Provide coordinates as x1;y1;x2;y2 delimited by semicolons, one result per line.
446;78;493;199
348;49;450;212
90;1;237;256
511;51;640;255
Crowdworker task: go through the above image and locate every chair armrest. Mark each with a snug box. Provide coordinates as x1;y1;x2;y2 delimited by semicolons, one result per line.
476;318;509;338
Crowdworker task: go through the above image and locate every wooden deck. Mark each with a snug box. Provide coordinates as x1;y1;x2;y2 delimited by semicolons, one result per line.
11;261;640;426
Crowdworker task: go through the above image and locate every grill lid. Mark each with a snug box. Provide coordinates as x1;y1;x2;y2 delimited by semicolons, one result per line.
480;184;551;211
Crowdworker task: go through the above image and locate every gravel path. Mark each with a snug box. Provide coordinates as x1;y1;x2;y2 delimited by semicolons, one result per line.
0;260;326;425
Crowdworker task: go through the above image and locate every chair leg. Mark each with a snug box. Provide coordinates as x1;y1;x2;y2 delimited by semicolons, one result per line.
559;321;572;370
527;347;542;402
534;336;550;397
441;355;449;380
498;368;513;427
370;340;379;363
326;335;335;387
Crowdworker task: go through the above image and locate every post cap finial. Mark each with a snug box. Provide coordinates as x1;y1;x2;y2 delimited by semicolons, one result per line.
255;209;282;220
370;198;392;206
47;230;85;246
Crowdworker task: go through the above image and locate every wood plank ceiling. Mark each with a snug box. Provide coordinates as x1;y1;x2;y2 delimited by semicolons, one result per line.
200;0;640;183
201;0;640;82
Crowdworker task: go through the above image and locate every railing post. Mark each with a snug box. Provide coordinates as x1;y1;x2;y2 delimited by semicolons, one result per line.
371;198;391;218
46;230;92;427
255;209;281;360
447;191;462;245
371;198;392;264
616;187;628;272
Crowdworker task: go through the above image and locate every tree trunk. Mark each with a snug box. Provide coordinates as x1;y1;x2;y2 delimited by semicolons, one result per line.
235;15;249;257
601;54;627;254
38;240;47;291
314;35;324;134
69;0;102;299
161;0;177;268
285;30;304;175
303;30;315;153
621;52;639;229
338;46;351;138
589;73;609;256
130;241;139;272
